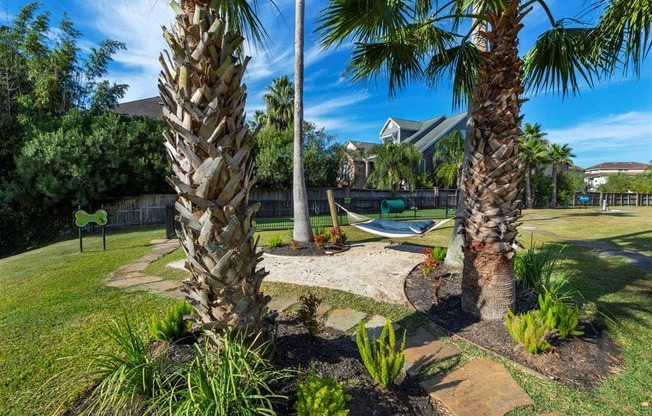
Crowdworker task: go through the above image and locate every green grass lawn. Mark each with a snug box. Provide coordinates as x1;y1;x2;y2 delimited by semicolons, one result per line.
0;207;650;415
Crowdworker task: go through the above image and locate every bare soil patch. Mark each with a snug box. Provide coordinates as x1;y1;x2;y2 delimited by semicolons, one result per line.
405;264;623;388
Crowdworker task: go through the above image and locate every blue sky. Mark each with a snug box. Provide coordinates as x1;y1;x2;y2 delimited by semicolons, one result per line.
4;0;652;169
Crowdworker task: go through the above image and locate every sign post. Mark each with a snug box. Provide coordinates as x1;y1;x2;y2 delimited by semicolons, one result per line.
73;207;109;252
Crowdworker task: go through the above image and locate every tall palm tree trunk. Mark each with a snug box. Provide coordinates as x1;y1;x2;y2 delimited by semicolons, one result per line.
461;0;525;320
293;0;313;242
445;11;486;271
525;165;533;208
551;164;558;208
159;2;271;339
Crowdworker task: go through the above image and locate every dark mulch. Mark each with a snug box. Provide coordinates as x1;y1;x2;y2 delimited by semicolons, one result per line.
405;263;623;388
272;315;442;416
262;242;349;257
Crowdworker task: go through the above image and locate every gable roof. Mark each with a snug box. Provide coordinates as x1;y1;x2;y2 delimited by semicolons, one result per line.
380;117;423;136
113;97;163;119
411;113;467;152
584;162;649;171
347;141;377;152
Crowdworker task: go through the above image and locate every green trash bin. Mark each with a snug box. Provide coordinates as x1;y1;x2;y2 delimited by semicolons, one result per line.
381;199;405;215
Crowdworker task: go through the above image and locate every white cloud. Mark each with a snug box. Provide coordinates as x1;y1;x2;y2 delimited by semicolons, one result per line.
546;111;652;166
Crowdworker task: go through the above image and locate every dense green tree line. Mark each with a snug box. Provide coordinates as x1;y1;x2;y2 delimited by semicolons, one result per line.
0;3;168;257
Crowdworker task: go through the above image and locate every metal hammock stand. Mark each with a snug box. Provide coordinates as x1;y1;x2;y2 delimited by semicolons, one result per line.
335;203;452;239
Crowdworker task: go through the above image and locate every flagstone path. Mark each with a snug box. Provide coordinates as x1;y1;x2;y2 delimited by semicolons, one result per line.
107;239;572;416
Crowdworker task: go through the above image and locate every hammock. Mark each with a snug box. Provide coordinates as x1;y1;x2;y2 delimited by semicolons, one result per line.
335;203;452;238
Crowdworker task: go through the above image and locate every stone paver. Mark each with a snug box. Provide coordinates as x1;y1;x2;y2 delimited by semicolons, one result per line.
325;308;366;332
108;275;162;288
138;253;166;263
316;303;332;318
117;262;149;273
420;359;534;416
128;280;182;292
361;315;400;340
163;290;186;300
403;327;461;376
268;296;299;314
112;271;148;280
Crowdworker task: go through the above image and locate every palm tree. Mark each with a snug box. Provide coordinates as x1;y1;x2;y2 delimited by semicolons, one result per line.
432;130;464;189
518;133;549;209
264;75;294;130
158;0;272;340
366;141;421;193
316;0;638;319
548;143;576;208
522;123;548;145
293;0;313;243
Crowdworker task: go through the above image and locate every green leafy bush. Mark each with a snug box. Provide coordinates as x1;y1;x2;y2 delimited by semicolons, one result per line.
159;331;290;415
298;293;325;336
505;310;551;354
268;235;284;248
148;301;194;342
355;320;406;388
296;366;350;416
535;292;584;337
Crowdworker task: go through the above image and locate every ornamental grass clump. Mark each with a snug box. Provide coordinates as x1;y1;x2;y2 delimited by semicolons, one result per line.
355;319;406;388
296;365;350;416
82;318;168;415
148;301;194;342
158;331;290;415
268;235;284;248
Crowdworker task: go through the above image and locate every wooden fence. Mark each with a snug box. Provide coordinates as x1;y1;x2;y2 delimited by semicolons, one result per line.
572;192;652;207
103;188;459;227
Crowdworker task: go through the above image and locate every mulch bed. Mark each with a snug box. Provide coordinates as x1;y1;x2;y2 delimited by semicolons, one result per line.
405;263;623;388
272;315;443;415
262;242;349;257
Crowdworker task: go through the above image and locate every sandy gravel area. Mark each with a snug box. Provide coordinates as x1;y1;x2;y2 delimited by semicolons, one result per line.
262;242;424;305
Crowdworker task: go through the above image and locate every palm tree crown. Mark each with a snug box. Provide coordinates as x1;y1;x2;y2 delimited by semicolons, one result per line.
264;75;294;130
433;130;465;189
366;141;421;193
548;143;576;208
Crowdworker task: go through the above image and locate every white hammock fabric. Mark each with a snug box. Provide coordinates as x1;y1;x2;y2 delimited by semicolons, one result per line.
335;203;451;238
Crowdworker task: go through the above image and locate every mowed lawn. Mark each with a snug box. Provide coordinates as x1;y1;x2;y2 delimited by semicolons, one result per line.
0;207;650;415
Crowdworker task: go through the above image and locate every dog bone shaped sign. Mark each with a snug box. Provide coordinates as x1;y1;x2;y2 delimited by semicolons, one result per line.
74;209;108;227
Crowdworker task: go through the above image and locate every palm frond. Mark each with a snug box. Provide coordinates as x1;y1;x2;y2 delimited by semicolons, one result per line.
597;0;652;77
522;26;603;98
426;40;482;109
316;0;412;48
207;0;274;48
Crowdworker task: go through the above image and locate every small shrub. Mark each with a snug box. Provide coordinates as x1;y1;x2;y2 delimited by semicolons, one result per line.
355;319;406;388
419;248;439;277
431;246;447;262
314;234;327;249
535;292;584;338
268;235;284;248
296;365;350;416
159;331;290;415
148;301;194;342
328;227;347;245
505;310;551;354
297;293;325;336
290;239;299;251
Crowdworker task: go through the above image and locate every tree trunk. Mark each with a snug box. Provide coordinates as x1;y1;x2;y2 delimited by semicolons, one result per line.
444;11;486;271
292;0;313;243
159;2;271;340
525;164;532;209
461;0;525;320
551;164;558;208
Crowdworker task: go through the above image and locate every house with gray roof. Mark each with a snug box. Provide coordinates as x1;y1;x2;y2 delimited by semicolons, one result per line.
343;113;467;188
113;97;163;119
